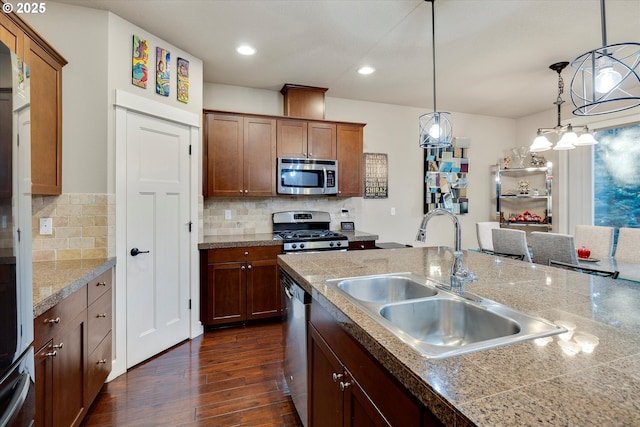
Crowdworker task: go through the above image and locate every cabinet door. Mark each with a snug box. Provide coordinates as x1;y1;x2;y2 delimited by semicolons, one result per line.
337;124;364;197
26;37;63;195
205;261;246;325
34;341;53;427
276;119;308;158
343;372;392;427
204;113;244;196
243;116;276;196
309;325;344;426
52;310;87;427
0;12;24;56
308;122;336;159
246;258;280;320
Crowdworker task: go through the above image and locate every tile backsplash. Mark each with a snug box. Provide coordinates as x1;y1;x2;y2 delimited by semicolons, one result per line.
32;193;115;261
202;197;360;236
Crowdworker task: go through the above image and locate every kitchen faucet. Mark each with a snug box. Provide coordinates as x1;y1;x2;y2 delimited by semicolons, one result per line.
416;208;477;295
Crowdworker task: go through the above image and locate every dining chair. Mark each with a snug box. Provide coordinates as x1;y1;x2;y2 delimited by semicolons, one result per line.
492;228;532;262
614;227;640;263
574;225;614;259
476;222;500;253
530;231;578;266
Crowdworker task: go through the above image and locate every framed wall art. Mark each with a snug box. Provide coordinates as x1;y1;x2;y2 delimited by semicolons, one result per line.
423;138;469;214
177;57;189;103
364;153;388;199
132;35;148;89
156;47;170;97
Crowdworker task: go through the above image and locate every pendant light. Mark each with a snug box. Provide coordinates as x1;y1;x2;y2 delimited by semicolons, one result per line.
570;0;640;116
530;62;598;152
419;0;452;149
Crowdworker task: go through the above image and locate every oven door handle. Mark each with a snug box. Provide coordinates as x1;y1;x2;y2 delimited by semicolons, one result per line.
322;167;327;194
0;372;30;427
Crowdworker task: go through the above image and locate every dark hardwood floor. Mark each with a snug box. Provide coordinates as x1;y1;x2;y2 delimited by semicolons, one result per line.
82;321;303;426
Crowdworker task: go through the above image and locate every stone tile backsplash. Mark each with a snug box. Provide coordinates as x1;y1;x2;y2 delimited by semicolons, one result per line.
32;193;115;261
202;197;359;236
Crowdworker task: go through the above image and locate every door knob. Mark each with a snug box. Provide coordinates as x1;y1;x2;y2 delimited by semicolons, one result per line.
130;247;150;256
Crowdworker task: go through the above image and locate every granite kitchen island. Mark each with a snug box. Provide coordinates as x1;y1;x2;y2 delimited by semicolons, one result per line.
277;246;640;426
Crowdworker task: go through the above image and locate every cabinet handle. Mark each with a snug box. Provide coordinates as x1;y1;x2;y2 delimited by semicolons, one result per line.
241;265;246;271
96;313;107;318
244;251;249;257
239;190;243;193
96;281;107;287
244;189;248;193
97;359;108;364
45;317;60;324
332;372;343;382
53;342;64;350
247;264;252;270
339;381;352;391
45;351;57;358
360;244;365;249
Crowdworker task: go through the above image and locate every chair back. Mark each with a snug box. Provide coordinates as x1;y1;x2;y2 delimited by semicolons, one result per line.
531;231;578;266
492;228;532;262
476;222;500;252
615;227;640;263
574;225;614;259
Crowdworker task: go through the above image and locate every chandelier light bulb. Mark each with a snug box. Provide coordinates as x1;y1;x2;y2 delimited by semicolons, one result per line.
595;65;622;94
530;134;552;152
575;132;599;146
429;123;441;138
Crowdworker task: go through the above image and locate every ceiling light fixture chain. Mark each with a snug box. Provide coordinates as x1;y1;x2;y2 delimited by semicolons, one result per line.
418;0;452;149
570;0;640;116
530;62;599;152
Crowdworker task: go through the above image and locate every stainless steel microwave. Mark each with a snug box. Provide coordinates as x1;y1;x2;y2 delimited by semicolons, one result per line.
277;158;338;195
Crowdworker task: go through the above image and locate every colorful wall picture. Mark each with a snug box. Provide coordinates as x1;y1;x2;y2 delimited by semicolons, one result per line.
423;140;470;214
132;35;148;89
177;57;189;103
156;47;170;97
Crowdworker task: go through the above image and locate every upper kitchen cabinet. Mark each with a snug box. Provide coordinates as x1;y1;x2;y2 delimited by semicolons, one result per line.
203;112;277;197
337;124;364;197
0;8;66;195
276;119;336;159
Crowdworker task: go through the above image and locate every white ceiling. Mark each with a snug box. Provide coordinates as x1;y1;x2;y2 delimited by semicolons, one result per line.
52;0;640;119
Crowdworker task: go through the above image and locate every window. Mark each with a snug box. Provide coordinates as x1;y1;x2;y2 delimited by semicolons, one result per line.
593;123;640;234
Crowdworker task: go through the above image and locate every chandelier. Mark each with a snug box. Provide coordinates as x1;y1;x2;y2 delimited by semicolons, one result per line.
419;0;452;149
530;62;598;152
570;0;640;116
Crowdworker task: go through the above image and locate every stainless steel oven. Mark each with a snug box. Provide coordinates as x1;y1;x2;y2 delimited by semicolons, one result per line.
277;158;338;195
273;211;348;253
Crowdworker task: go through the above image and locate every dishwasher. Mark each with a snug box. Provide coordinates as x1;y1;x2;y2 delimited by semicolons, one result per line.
282;269;311;427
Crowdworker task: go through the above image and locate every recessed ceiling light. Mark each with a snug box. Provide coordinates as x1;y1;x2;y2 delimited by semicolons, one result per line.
357;66;376;75
236;45;256;56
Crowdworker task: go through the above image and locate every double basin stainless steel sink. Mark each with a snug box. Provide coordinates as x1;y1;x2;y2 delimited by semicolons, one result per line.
325;273;564;359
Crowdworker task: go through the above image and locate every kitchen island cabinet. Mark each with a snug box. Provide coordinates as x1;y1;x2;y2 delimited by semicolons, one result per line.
0;6;67;195
200;245;283;326
278;247;640;426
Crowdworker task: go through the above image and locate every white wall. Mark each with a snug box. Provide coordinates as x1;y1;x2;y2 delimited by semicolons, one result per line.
204;83;518;249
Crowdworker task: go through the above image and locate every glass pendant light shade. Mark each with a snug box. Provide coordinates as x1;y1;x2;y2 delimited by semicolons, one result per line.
419;112;452;148
574;132;599;146
553;131;578;150
530;133;552;152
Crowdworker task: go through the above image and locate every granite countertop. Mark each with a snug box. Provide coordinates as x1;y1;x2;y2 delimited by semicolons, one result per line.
277;247;640;426
33;257;117;318
198;230;379;250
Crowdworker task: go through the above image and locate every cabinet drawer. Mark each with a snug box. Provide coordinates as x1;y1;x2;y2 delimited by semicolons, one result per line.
34;285;87;350
87;289;112;353
86;331;112;403
88;269;112;306
206;245;281;263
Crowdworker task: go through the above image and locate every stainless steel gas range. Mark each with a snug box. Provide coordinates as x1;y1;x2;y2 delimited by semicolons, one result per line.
273;211;348;253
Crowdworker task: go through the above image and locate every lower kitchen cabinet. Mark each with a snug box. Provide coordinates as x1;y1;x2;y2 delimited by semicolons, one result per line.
309;302;443;427
348;240;376;250
200;245;283;326
34;268;113;427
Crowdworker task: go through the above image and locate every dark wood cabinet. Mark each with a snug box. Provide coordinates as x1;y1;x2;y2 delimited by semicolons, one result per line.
34;287;87;427
348;240;376;251
337;124;364;197
0;5;67;195
276;119;336;159
34;268;113;427
203;112;276;197
309;301;432;427
200;246;282;326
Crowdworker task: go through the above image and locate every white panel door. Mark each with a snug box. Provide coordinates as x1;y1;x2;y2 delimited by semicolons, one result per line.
126;111;191;368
